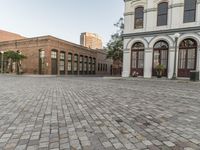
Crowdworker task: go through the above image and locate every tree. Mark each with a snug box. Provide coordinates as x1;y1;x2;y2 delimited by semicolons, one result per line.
4;51;27;74
106;18;124;74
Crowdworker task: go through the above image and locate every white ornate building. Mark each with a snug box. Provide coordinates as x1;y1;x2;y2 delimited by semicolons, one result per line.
122;0;200;78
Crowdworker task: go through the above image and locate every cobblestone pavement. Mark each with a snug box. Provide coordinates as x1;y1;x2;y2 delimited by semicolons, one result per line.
0;75;200;150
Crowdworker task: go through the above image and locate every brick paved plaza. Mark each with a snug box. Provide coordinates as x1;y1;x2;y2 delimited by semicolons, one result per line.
0;75;200;150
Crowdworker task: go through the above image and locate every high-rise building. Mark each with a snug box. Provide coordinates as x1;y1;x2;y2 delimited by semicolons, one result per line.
80;32;103;49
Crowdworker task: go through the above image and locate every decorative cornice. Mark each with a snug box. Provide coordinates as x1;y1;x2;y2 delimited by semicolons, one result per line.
124;12;133;16
123;26;200;38
169;3;184;9
145;8;157;13
124;0;132;2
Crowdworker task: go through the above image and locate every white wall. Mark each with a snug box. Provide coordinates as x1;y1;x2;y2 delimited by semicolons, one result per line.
124;0;200;34
123;0;200;78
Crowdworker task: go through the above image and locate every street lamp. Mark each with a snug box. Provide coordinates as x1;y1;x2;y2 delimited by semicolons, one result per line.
1;51;4;74
172;33;180;80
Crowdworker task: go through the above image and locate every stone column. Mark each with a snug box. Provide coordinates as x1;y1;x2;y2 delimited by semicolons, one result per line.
144;48;152;78
197;45;200;79
122;49;131;77
168;48;175;79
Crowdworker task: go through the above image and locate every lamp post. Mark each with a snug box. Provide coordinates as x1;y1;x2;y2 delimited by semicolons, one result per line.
172;33;180;80
1;51;4;74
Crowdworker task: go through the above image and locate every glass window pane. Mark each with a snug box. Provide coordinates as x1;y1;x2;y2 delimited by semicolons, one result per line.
74;63;78;71
135;7;144;29
138;51;144;68
158;2;168;15
157;15;167;26
160;50;168;68
132;42;144;50
80;56;83;62
74;55;78;61
60;61;64;66
154;51;160;68
68;53;72;61
84;63;87;71
60;60;65;71
187;49;195;69
60;53;65;59
187;59;195;69
68;62;72;71
138;60;144;68
135;7;144;18
51;51;57;59
92;64;95;71
154;41;168;49
178;49;186;69
132;52;137;68
40;50;45;58
80;63;83;71
184;10;196;22
184;0;196;22
185;0;196;10
157;2;168;26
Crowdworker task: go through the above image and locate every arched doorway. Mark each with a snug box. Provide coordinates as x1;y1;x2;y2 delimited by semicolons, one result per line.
131;42;144;76
152;41;168;76
178;39;197;77
51;49;58;75
39;49;45;74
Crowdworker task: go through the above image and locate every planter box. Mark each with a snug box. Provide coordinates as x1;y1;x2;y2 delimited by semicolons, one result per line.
190;71;199;81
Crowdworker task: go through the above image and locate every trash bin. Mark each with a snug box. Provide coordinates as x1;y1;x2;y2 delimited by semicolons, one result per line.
190;71;199;81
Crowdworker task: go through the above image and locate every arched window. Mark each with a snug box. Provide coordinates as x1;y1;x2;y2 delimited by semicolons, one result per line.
79;55;83;74
39;49;45;74
157;2;168;26
131;42;144;76
184;0;196;23
135;7;144;29
60;51;65;75
67;53;72;74
74;54;78;74
84;56;88;74
51;50;58;75
92;58;96;74
153;41;169;76
178;39;197;77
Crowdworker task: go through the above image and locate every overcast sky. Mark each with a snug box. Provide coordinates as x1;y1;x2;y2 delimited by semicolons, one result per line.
0;0;124;46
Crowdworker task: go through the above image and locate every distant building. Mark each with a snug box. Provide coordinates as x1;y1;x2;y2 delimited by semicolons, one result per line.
0;30;112;75
0;30;25;42
80;32;103;49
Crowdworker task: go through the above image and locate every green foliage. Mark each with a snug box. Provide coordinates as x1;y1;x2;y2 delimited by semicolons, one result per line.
4;50;27;74
106;18;124;62
4;51;26;62
155;64;165;76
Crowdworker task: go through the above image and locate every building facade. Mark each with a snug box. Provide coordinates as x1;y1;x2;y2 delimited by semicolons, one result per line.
123;0;200;78
0;30;25;42
0;35;112;75
80;32;103;49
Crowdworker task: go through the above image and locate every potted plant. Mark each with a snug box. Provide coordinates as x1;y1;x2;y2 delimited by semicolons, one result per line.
155;64;165;78
132;71;139;77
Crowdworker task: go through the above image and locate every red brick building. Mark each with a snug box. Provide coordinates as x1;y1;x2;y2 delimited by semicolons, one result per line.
0;35;112;75
0;30;25;42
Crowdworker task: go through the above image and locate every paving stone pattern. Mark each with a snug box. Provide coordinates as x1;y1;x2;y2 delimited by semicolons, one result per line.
0;75;200;150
